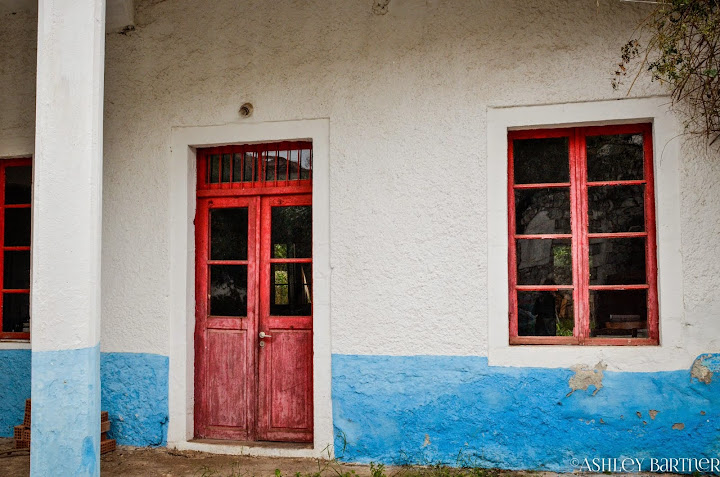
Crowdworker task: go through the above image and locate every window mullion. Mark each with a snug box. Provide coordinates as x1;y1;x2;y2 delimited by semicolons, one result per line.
570;129;589;343
576;129;590;343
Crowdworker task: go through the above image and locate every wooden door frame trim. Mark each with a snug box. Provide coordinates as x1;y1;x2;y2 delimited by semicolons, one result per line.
169;119;332;458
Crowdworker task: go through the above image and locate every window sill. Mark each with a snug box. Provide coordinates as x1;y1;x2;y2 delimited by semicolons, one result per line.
0;340;31;350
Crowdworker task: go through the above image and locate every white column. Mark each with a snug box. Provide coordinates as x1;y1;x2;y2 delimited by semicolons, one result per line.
31;1;105;476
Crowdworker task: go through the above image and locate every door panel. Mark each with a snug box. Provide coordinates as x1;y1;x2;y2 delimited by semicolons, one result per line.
195;197;258;440
258;195;313;442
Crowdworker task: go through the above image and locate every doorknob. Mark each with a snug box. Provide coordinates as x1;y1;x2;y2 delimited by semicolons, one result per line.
259;331;272;339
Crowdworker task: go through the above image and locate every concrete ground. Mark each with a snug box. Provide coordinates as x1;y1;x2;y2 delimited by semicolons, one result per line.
0;438;677;476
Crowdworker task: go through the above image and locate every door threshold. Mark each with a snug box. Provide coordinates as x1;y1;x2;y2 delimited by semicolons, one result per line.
173;438;321;459
190;438;313;450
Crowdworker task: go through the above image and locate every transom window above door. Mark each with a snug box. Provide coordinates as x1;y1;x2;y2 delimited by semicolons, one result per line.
508;124;658;346
197;141;312;193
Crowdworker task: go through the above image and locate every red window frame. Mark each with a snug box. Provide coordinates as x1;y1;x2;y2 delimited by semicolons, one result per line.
0;157;32;341
508;123;658;346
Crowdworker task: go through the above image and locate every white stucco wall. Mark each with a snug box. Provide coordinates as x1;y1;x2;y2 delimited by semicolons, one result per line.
1;0;718;368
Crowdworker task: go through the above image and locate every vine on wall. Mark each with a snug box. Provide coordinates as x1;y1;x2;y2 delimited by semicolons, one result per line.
613;0;720;144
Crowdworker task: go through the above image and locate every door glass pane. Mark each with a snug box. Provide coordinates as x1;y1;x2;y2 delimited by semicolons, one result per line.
588;185;645;233
210;208;248;260
590;238;646;285
513;137;569;184
517;290;574;337
516;239;572;285
5;166;31;204
4;208;31;246
243;152;258;182
209;154;220;183
272;206;312;258
210;265;247;317
590;289;648;338
587;134;644;182
270;263;312;316
4;251;30;289
2;293;29;333
300;149;311;180
221;154;232;183
515;188;571;235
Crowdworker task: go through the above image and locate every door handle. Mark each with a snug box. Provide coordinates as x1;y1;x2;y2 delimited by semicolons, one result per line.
259;331;272;339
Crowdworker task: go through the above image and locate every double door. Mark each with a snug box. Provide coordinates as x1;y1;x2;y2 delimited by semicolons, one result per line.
194;194;312;442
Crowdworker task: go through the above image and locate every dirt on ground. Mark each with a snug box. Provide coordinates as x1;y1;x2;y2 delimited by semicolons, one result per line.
1;438;665;477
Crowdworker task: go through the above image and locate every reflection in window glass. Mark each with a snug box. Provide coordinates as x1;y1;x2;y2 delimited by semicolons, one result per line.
210;265;247;317
518;290;574;337
590;238;646;285
5;166;31;205
588;185;645;233
515;188;571;235
590;289;648;338
2;293;29;333
513;137;569;184
210;208;248;261
270;263;312;316
271;206;312;258
517;239;572;285
587;134;644;182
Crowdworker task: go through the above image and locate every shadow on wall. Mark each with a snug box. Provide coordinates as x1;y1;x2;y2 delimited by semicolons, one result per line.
332;354;720;471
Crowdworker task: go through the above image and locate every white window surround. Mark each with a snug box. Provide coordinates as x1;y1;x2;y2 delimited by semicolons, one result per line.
486;96;689;372
168;118;333;458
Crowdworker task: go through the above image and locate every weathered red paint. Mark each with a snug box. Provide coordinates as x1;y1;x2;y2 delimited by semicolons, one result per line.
195;143;313;443
508;124;659;345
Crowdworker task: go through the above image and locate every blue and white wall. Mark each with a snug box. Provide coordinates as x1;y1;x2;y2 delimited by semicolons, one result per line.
2;0;720;472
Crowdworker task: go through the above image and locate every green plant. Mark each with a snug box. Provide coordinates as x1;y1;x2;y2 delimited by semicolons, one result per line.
613;0;720;144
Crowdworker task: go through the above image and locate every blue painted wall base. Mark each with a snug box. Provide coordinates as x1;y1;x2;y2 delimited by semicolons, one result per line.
332;354;720;472
30;345;101;477
0;350;168;448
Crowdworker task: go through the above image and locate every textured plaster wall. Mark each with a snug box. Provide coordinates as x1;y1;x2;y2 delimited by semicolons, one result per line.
332;354;720;470
98;0;671;357
2;0;715;360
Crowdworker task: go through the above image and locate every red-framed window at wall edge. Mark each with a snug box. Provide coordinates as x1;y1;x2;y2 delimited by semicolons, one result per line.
0;158;31;340
508;123;658;345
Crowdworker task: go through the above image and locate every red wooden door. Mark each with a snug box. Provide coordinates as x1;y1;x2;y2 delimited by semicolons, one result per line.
195;194;313;443
257;195;313;442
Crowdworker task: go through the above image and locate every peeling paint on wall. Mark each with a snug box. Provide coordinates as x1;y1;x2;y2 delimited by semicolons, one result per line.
567;361;606;396
691;354;720;384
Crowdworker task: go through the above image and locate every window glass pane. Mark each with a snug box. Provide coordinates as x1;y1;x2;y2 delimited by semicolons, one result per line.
517;290;574;337
513;137;569;184
515;188;571;235
243;152;258;182
590;238;646;285
4;251;30;289
289;150;300;180
587;134;644;182
210;208;248;261
300;149;312;180
4;208;31;246
590;289;648;338
272;206;312;258
588;185;644;233
210;265;247;317
2;293;29;333
221;154;232;183
5;166;31;205
209;154;220;183
270;263;312;316
516;239;572;285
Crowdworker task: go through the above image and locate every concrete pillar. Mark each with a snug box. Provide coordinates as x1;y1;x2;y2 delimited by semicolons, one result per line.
31;1;106;475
